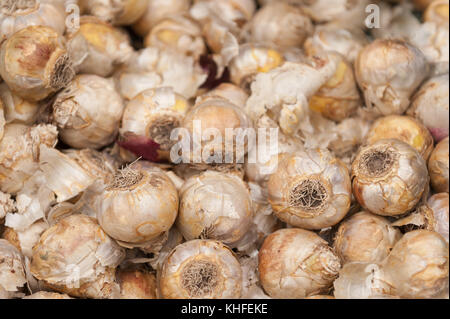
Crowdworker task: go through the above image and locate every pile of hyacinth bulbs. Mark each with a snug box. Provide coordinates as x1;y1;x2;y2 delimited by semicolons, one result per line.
0;0;448;299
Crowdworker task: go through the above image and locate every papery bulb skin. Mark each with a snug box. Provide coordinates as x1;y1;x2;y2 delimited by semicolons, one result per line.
308;52;361;122
428;137;449;193
23;291;73;299
0;82;39;125
176;171;253;246
190;0;256;54
355;39;429;117
132;0;192;37
259;228;341;299
0;191;15;222
0;26;75;102
351;139;429;216
229;45;285;91
366;115;435;161
180;95;253;166
52;74;124;149
0;0;66;42
247;2;313;51
333;262;395;299
424;193;449;242
384;230;449;299
67;17;134;77
119;87;191;162
0;239;27;295
158;239;242;299
408;74;449;142
334;211;402;264
79;0;148;26
117;268;157;299
304;25;369;63
2;221;48;258
95;165;179;247
30;214;125;299
144;15;206;60
244;56;337;136
267;149;352;230
0;123;58;194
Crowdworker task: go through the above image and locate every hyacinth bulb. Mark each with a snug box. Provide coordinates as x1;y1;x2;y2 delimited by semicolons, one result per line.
267;148;352;230
355;39;429;117
67;17;134;77
259;228;341;299
52;74;124;149
119;87;191;162
334;211;402;264
30;214;125;299
351;139;429;216
247;2;313;51
158;239;243;299
384;230;449;299
0;0;66;42
366;115;435;160
95;164;179;248
0;26;75;102
176;171;253;245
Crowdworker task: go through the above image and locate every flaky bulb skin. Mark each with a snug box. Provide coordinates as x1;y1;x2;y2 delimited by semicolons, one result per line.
95;166;179;245
248;2;313;51
177;171;253;245
355;39;429;117
428;137;449;193
427;193;449;242
52;74;124;149
0;26;74;102
259;228;341;299
267;149;352;230
366;115;435;161
158;239;242;299
229;45;284;90
30;214;125;299
384;230;449;299
408;74;449;142
334;211;402;264
352;139;429;216
0;83;39;125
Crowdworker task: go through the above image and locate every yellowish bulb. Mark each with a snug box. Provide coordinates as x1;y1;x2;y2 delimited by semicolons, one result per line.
366;115;435;160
